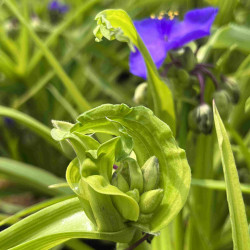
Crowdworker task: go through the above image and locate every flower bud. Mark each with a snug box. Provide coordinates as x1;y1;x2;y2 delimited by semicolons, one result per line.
141;156;160;192
180;47;197;71
122;157;143;194
133;82;148;105
222;77;240;104
137;213;153;224
81;158;99;177
213;90;232;120
167;66;178;78
126;189;140;203
188;104;213;134
177;68;190;88
139;189;164;214
111;172;130;193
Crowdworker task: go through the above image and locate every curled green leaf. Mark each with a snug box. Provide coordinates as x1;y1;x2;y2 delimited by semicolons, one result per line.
66;104;190;232
94;9;176;134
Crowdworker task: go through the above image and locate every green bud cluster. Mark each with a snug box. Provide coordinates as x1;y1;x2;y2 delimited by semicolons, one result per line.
188;103;213;134
213;90;232;120
179;47;197;72
165;47;198;97
112;156;163;225
221;77;240;104
212;77;240;121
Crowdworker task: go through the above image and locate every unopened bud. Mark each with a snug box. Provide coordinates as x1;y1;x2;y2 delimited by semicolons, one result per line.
137;213;153;224
139;189;164;214
111;172;130;193
81;158;99;177
222;77;240;104
180;47;197;71
188;104;213;134
126;189;140;203
167;66;178;78
213;90;232;120
141;156;160;192
177;68;190;88
133;82;148;105
122;157;143;194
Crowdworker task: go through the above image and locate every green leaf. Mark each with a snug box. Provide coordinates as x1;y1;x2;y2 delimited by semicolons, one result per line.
207;0;238;25
83;175;140;222
94;9;176;134
0;157;72;196
0;197;135;250
71;104;190;232
0;105;62;153
191;178;250;194
198;25;250;62
245;97;250;113
0;195;74;227
213;102;250;250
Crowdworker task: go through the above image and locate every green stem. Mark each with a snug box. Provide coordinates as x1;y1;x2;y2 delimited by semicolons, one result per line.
5;0;91;112
186;133;214;250
174;101;190;250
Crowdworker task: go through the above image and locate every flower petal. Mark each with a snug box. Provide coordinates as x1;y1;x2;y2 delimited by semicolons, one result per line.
168;7;218;48
129;18;175;79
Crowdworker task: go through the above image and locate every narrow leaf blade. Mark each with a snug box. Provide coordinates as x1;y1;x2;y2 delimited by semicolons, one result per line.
213;102;250;250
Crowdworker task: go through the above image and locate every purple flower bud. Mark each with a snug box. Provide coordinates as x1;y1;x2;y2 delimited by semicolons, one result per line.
48;0;69;14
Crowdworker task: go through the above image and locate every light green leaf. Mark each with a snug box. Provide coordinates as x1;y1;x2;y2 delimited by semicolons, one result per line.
0;157;71;196
0;195;74;227
0;197;135;250
206;0;238;25
83;175;140;222
191;178;250;194
72;104;190;232
213;102;250;250
0;105;62;153
198;25;250;62
245;97;250;113
94;9;176;134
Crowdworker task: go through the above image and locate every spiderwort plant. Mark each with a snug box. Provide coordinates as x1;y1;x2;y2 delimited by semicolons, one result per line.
128;7;241;135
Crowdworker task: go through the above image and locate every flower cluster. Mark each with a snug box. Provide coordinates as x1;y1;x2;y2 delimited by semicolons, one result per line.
130;7;218;79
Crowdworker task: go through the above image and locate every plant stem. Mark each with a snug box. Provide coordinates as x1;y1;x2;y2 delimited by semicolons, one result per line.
125;234;150;250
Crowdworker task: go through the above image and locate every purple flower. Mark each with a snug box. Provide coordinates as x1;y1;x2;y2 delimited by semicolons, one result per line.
130;7;218;79
48;0;69;14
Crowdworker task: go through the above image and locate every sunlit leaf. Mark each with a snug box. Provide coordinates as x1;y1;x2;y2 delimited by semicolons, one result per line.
213;102;250;250
0;157;72;196
0;197;135;250
94;9;176;134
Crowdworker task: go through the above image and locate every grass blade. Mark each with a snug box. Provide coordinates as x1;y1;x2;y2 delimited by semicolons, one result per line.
0;157;71;196
5;0;91;112
191;178;250;194
0;197;135;249
0;105;62;152
0;195;74;226
213;102;250;250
